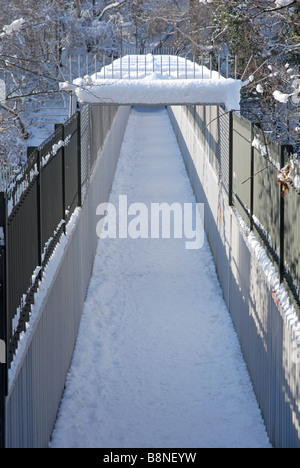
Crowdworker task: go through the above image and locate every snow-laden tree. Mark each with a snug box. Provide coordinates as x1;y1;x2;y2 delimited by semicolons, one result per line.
204;0;299;154
0;1;79;166
0;1;153;165
0;0;298;166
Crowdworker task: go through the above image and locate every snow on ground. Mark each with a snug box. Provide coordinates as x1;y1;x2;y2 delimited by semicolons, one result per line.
50;107;271;449
60;55;242;111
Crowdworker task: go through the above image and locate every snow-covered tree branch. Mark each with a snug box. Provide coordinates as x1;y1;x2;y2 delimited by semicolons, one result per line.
97;0;127;21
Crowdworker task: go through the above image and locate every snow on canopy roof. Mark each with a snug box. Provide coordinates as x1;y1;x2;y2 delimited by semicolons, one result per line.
60;54;242;111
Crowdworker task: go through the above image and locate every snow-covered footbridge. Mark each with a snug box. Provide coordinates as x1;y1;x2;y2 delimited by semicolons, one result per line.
60;54;242;111
1;55;300;449
50;106;270;448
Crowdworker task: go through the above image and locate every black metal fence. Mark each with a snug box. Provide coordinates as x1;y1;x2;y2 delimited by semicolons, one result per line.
230;111;300;312
0;111;81;447
181;104;300;314
0;103;121;448
5;112;81;366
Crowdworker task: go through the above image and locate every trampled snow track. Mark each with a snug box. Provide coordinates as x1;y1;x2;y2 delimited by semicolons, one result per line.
50;107;271;449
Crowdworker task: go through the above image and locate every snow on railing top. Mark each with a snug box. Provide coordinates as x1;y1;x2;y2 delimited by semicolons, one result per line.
60;54;242;111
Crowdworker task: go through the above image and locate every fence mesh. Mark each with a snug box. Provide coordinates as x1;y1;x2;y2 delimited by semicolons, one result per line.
80;105;91;203
0;103;120;369
1;112;80;365
219;109;230;194
232;112;300;312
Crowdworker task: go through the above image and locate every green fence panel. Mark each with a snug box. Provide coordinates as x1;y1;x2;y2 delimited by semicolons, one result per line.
232;112;252;227
284;186;300;304
252;127;281;259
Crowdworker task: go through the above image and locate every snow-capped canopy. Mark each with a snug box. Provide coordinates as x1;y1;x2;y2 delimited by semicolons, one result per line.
60;54;242;111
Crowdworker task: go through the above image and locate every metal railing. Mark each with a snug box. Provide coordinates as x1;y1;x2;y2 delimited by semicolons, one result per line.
179;104;300;314
229;111;299;312
1;111;81;369
0;111;81;448
0;102;121;447
60;51;239;82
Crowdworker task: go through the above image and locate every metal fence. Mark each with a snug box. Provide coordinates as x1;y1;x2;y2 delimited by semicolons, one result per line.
0;111;80;448
230;112;300;311
0;102;121;448
178;104;300;314
80;104;118;203
0;104;119;364
168;104;300;448
2;111;81;368
60;51;239;83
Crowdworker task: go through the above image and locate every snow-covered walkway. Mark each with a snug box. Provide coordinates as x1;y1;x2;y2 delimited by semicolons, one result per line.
50;107;271;448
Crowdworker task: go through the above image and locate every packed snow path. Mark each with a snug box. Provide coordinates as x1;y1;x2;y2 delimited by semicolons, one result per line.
50;107;271;448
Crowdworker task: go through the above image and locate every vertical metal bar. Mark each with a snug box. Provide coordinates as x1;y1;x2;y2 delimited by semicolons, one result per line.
69;55;72;82
279;146;292;282
250;123;255;231
0;192;7;449
77;111;82;208
280;158;285;283
193;55;195;79
55;124;66;234
235;55;238;80
61;125;66;234
226;55;229;79
229;110;234;207
37;150;42;268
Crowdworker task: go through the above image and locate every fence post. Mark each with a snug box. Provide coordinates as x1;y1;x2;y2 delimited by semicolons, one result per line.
250;123;255;231
62;125;66;234
279;144;294;283
55;124;66;234
77;111;82;208
279;154;285;283
228;110;234;206
37;150;42;269
0;192;7;449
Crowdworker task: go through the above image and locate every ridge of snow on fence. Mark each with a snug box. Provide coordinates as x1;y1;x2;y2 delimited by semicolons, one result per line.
60;54;242;111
